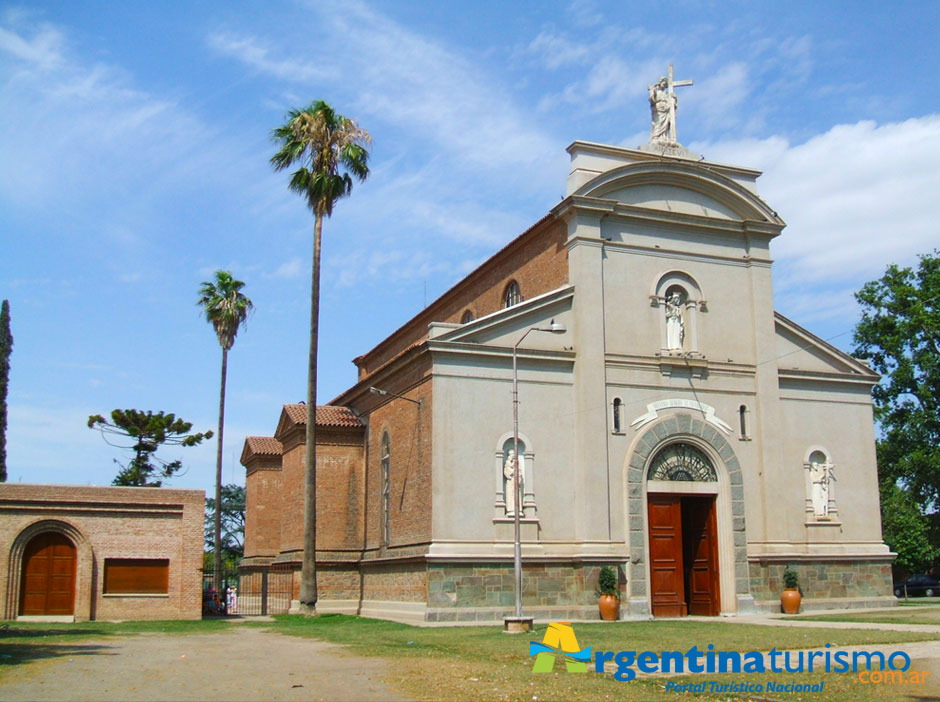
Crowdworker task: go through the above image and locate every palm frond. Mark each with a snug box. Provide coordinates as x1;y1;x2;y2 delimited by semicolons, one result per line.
269;100;371;217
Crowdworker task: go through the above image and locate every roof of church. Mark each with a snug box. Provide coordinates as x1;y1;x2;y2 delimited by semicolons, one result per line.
244;436;283;456
283;403;364;428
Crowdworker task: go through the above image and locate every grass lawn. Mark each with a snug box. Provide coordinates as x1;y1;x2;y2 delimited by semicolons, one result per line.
798;605;940;626
1;615;937;700
261;614;940;701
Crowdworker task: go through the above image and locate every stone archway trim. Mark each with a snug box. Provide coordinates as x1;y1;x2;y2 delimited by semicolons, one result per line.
626;412;749;614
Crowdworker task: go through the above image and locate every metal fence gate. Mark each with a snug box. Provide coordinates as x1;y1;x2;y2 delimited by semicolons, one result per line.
202;564;293;616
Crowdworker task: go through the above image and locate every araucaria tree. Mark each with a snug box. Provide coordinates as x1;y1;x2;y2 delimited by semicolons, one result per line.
270;100;370;614
88;410;212;487
205;484;246;567
0;300;11;482
198;270;253;591
853;251;940;571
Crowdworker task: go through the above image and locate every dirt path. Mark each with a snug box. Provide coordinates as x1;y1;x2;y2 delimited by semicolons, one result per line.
0;627;412;701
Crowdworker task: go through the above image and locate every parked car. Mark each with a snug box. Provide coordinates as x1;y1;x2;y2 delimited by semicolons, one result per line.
894;574;940;597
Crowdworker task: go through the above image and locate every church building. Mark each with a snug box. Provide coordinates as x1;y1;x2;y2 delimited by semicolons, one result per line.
241;69;893;622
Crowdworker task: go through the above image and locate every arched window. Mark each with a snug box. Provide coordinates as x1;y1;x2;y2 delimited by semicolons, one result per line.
461;310;474;324
648;443;717;482
380;432;390;545
503;281;522;308
612;398;622;433
738;405;749;439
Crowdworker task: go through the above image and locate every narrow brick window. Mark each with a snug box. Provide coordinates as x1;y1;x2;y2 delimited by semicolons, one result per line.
103;558;169;594
503;281;522;308
461;310;474;323
381;431;390;546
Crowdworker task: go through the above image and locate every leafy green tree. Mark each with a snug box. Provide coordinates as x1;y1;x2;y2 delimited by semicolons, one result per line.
853;252;940;506
88;409;212;487
880;481;938;575
270;100;370;614
0;299;11;482
205;484;246;567
198;270;253;591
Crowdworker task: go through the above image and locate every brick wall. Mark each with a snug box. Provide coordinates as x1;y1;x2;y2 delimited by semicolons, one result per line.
361;372;432;553
314;428;365;551
0;484;203;621
244;456;282;558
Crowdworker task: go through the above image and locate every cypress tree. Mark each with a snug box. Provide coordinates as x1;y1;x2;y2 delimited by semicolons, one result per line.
0;300;11;482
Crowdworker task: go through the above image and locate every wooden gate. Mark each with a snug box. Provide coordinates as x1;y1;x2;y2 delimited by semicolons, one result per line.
20;532;77;616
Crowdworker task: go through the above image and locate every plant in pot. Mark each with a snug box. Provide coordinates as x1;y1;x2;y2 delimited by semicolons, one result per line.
780;565;802;614
597;565;620;621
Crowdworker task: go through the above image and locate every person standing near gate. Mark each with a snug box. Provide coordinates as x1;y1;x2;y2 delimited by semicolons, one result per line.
227;585;237;615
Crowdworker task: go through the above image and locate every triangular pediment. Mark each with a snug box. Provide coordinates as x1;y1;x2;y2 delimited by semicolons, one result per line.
429;285;574;352
774;313;877;378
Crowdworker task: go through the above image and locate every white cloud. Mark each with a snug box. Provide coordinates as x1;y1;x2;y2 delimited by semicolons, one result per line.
271;257;303;280
205;32;326;83
0;22;62;68
699;115;940;287
0;18;258;217
208;2;558;178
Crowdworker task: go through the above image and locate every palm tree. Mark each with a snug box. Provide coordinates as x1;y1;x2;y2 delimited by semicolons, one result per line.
270;100;370;614
198;270;253;593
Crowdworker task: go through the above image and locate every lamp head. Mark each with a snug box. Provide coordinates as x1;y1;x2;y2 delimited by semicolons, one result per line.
543;318;566;334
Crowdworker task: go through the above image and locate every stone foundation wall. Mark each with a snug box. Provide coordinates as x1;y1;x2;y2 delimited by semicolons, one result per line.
748;560;893;603
426;562;621;621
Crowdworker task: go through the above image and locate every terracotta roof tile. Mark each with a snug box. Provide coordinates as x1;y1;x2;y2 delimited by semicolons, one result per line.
283;404;363;428
244;436;282;456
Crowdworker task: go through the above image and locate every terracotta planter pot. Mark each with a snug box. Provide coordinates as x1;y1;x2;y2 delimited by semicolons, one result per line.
780;588;802;614
598;594;620;621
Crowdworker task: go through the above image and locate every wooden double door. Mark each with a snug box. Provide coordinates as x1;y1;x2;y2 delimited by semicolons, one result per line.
648;494;720;617
19;532;77;616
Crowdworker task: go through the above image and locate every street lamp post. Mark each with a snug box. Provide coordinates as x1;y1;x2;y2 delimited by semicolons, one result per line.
504;319;566;633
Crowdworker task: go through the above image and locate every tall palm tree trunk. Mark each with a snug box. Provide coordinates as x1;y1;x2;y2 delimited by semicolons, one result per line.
214;346;228;592
299;211;322;613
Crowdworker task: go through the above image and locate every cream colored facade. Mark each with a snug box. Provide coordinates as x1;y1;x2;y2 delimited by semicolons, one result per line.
244;139;893;622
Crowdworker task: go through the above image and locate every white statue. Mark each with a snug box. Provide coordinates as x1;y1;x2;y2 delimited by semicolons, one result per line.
649;77;674;143
665;292;685;350
809;460;833;517
503;449;522;516
648;64;693;146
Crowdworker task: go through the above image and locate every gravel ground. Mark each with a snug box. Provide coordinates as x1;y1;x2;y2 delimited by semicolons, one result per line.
0;626;411;702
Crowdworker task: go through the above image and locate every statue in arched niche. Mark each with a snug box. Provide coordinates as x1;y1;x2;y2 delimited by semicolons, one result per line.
809;457;834;518
503;448;523;516
665;291;685;350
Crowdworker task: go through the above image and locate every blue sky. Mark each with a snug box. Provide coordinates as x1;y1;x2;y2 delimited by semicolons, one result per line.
2;1;939;494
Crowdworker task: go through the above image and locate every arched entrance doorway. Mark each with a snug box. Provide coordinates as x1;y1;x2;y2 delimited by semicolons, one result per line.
19;532;77;616
646;442;720;617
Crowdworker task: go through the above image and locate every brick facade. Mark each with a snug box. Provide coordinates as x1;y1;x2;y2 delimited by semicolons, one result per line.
0;484;204;621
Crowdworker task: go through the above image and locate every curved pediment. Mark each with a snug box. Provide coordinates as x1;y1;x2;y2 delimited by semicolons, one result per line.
573;161;784;225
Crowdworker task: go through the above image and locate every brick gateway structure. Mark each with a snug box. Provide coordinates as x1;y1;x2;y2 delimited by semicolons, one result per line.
242;137;893;623
0;484;204;621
